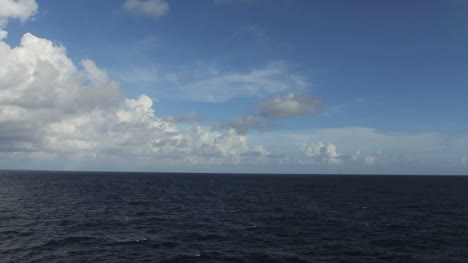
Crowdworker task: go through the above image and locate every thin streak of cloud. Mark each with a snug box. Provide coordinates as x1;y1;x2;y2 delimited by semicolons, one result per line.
123;0;169;18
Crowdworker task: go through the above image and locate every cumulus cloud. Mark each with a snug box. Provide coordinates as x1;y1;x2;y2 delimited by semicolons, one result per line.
301;141;382;166
123;0;169;18
303;142;343;165
44;95;268;164
0;0;38;39
0;33;121;117
0;32;271;164
253;93;323;118
0;32;118;156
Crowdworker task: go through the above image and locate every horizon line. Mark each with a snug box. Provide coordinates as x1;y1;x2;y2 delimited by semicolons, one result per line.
0;169;466;177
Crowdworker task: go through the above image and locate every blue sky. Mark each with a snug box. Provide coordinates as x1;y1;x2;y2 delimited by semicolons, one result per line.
0;0;467;174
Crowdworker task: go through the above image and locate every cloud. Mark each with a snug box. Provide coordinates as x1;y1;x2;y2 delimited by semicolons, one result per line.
173;62;308;102
213;115;272;135
253;93;323;118
214;93;323;134
116;61;308;103
0;0;38;39
44;95;268;164
0;33;121;117
0;32;272;165
0;0;37;25
290;127;445;155
364;155;377;165
301;141;382;166
117;60;310;103
0;32;119;155
304;142;343;165
123;0;169;18
164;110;205;123
256;126;467;170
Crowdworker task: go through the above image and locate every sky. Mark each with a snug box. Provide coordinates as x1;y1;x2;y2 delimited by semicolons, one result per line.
0;0;467;174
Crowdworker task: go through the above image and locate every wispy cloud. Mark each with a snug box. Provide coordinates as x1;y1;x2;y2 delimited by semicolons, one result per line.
175;62;309;102
123;0;169;19
118;61;310;102
253;93;323;118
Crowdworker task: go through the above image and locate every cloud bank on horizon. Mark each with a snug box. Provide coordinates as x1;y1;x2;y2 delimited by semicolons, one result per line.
0;0;466;174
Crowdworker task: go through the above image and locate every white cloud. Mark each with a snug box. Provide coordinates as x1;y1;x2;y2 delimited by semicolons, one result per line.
123;0;169;18
303;142;343;165
0;30;7;40
0;32;271;165
0;0;38;26
44;95;268;164
0;33;121;118
0;0;38;40
290;127;444;156
302;141;383;167
247;126;467;171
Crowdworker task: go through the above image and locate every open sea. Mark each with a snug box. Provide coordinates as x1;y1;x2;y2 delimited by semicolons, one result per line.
0;171;467;263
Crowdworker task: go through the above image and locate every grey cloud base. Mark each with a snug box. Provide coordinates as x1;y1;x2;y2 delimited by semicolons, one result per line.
214;93;324;134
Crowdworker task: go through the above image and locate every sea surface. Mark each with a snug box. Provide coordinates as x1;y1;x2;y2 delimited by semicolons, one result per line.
0;171;467;263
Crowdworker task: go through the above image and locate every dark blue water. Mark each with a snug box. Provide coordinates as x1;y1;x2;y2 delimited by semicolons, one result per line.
1;171;467;262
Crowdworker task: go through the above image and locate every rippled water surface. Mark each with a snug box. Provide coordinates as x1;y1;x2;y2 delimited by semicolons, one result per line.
1;171;467;262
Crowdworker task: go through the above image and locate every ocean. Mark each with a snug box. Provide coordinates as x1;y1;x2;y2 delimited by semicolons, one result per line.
0;171;467;262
